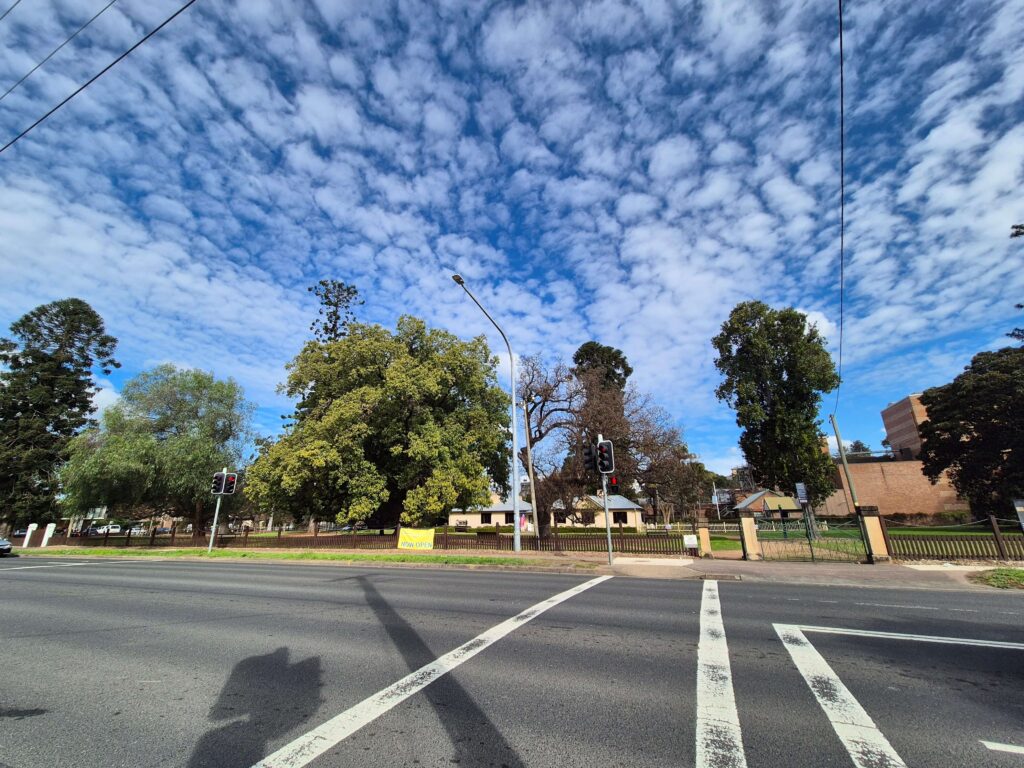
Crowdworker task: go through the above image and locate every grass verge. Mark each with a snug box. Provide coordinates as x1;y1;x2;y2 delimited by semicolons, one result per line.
15;548;598;568
968;568;1024;589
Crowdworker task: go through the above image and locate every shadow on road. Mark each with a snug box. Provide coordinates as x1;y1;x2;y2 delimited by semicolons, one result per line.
188;647;322;768
358;575;525;767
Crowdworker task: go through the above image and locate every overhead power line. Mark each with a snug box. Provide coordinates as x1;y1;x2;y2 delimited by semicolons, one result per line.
0;0;121;105
0;0;24;24
0;0;200;157
832;0;846;415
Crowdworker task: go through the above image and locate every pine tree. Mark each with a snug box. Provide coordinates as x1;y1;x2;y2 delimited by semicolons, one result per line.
0;299;119;527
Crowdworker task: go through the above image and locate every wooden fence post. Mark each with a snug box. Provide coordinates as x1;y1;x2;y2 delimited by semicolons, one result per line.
149;527;157;546
125;528;132;547
443;524;449;551
103;528;110;546
243;529;249;549
990;515;1009;559
170;525;176;546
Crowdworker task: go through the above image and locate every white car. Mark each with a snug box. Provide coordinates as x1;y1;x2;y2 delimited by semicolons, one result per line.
94;524;122;535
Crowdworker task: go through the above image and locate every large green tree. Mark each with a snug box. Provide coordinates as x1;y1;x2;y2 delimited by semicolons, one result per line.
572;341;633;391
246;317;510;528
61;365;255;532
919;346;1024;516
0;299;119;527
712;301;839;505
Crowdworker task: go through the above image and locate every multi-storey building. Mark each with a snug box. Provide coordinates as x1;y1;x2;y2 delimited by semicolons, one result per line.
881;394;929;459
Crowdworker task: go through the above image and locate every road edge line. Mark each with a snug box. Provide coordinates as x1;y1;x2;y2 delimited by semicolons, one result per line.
253;574;613;768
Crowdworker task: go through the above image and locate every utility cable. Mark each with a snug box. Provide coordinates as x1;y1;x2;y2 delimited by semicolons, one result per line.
0;0;120;104
832;0;846;415
0;0;24;24
0;0;199;156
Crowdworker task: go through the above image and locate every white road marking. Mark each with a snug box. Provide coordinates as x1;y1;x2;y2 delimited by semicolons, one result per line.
775;623;907;768
795;624;1024;650
854;602;939;610
982;740;1024;755
696;580;747;768
0;561;98;570
252;575;613;768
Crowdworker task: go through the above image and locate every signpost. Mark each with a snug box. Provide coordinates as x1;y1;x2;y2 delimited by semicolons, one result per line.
1015;499;1024;535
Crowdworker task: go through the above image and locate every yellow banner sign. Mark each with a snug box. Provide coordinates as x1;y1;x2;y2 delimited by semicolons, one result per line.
397;528;435;550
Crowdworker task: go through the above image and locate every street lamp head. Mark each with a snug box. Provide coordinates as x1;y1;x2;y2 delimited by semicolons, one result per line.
451;274;465;286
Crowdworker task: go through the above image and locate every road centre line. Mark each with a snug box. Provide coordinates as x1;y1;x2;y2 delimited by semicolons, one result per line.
695;580;747;768
982;741;1024;755
774;624;907;768
794;624;1024;650
252;575;613;768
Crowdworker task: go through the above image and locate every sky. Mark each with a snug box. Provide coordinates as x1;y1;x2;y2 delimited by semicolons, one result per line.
0;0;1022;475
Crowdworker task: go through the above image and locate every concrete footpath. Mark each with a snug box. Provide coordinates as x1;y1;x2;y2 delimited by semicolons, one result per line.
609;556;1003;591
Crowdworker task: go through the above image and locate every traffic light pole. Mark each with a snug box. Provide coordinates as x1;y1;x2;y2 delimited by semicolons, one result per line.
601;473;613;565
208;465;227;554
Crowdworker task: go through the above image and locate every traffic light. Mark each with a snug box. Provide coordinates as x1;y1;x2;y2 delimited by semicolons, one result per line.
597;439;615;474
609;475;619;492
223;472;238;495
211;472;225;495
582;443;597;473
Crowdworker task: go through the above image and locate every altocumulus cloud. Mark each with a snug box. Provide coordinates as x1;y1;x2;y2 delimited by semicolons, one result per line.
0;0;1022;470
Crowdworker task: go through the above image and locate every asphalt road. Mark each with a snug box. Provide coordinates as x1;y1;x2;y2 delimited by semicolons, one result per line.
1;556;1021;768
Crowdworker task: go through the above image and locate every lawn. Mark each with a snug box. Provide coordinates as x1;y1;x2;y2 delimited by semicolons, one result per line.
968;568;1024;589
710;535;743;551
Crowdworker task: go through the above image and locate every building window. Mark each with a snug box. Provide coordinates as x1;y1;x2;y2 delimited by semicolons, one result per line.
481;513;492;524
504;512;515;524
613;510;628;525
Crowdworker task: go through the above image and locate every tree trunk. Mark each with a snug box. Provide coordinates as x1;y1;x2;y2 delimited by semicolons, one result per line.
193;500;204;540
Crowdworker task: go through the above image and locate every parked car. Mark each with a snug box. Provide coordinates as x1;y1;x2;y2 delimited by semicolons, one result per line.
129;526;147;535
13;529;27;537
94;524;122;535
0;536;11;556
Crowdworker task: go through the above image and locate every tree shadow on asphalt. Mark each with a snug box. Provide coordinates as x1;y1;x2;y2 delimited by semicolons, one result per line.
187;647;322;768
357;575;525;768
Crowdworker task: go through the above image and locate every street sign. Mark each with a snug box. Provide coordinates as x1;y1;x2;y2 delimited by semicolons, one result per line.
795;483;808;504
1015;499;1024;534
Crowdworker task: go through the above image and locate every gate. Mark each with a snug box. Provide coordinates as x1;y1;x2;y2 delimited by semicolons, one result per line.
757;520;868;563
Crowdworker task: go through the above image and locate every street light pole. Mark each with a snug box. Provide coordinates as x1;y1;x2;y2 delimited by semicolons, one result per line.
452;275;522;553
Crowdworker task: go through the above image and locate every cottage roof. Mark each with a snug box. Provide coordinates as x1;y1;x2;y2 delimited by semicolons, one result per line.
733;489;801;512
453;497;532;513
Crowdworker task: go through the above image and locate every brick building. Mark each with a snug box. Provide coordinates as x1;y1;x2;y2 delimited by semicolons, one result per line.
820;459;966;521
881;394;929;459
